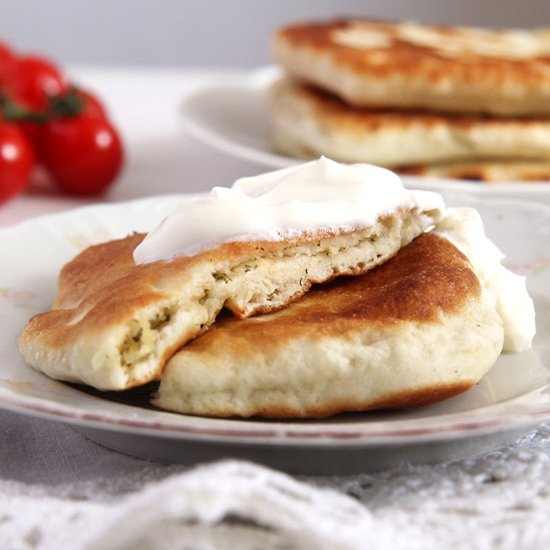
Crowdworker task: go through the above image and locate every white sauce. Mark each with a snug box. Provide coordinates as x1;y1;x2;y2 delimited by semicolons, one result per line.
433;208;536;352
133;157;444;262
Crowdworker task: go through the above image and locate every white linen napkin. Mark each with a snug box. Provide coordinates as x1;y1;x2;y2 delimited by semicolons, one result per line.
1;421;549;549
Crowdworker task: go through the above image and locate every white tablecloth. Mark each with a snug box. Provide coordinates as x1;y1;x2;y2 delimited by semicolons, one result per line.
1;409;549;549
1;67;549;549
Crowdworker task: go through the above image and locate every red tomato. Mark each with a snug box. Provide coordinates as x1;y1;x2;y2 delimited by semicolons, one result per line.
39;114;124;196
22;87;108;149
7;55;68;111
0;41;16;87
48;86;108;119
0;121;34;203
75;88;107;118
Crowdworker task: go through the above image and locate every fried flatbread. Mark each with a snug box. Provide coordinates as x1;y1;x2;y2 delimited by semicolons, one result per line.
267;77;550;168
400;159;550;182
19;206;440;391
154;233;504;418
272;19;550;116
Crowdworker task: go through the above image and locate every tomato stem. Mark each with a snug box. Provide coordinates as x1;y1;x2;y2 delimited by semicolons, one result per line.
0;85;85;123
48;87;85;118
0;95;47;122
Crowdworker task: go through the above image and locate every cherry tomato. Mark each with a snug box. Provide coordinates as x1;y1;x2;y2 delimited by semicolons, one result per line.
22;87;108;149
48;86;107;119
39;114;124;196
0;41;16;87
7;55;67;111
75;88;107;118
0;121;34;203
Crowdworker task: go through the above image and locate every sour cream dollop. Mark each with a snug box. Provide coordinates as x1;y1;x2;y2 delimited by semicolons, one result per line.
133;157;444;263
433;207;536;353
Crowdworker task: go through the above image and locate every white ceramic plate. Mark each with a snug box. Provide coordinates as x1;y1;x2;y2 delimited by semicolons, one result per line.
1;195;550;474
181;68;550;204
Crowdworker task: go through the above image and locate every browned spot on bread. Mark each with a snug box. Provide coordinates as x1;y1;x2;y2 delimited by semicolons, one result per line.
274;19;550;97
399;160;550;182
292;81;550;130
272;19;550;117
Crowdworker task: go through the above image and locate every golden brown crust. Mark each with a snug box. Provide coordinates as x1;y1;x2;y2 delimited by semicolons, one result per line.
399;160;550;182
53;233;145;309
286;82;550;130
200;381;476;419
272;19;550;115
276;20;550;79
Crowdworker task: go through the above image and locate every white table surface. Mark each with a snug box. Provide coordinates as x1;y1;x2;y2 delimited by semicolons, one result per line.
1;67;550;550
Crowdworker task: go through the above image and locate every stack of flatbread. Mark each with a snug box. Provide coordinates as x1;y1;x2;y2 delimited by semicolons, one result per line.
269;19;550;182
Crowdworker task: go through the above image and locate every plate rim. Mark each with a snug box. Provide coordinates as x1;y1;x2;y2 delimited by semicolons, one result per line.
1;382;549;447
